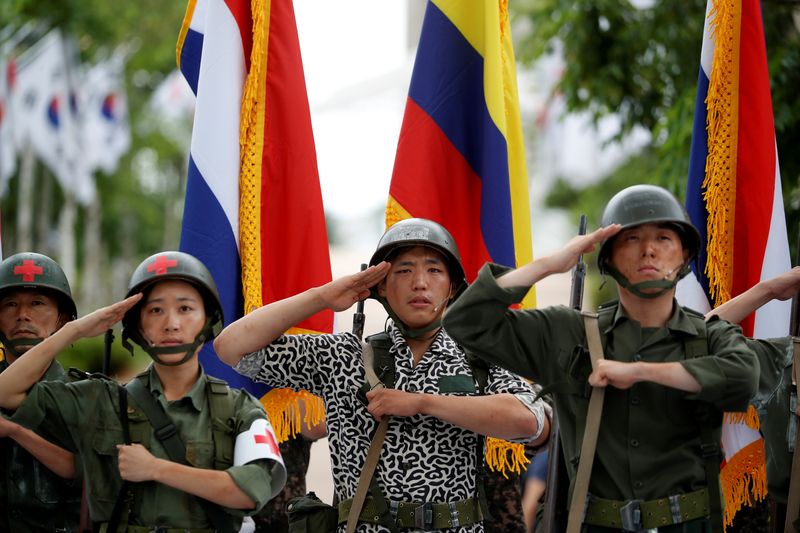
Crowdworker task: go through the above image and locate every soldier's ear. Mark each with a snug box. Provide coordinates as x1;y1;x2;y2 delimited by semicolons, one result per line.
377;278;387;297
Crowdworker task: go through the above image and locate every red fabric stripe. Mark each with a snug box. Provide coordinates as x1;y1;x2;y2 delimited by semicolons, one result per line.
390;98;492;282
732;0;776;336
224;0;253;71
259;0;333;333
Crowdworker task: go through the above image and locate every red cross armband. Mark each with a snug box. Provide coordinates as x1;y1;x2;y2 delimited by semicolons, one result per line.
234;418;287;495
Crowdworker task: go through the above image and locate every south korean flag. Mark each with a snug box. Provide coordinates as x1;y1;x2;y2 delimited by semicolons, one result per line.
234;418;287;497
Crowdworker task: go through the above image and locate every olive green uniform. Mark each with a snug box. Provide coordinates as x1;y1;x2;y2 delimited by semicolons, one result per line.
747;335;797;533
443;264;758;525
0;359;81;533
11;365;274;530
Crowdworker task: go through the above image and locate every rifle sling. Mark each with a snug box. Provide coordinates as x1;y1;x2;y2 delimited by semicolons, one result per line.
123;378;235;533
346;342;394;533
785;337;800;533
566;312;606;533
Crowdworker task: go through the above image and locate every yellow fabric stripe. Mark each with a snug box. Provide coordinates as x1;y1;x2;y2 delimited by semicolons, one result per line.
239;0;271;315
703;0;742;307
385;194;413;228
176;0;198;70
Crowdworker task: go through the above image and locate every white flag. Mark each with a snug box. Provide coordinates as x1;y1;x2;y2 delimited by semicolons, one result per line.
0;55;16;192
11;30;94;204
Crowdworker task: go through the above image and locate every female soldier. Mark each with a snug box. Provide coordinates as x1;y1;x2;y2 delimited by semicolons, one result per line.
0;251;285;532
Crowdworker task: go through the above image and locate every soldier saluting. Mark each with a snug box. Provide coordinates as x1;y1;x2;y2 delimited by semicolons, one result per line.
444;185;758;532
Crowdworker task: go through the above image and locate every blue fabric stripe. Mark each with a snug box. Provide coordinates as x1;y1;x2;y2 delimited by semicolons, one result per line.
180;155;269;397
407;2;515;267
179;28;204;96
685;68;711;300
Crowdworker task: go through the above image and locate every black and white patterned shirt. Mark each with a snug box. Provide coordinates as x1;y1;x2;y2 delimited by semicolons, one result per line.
235;323;547;533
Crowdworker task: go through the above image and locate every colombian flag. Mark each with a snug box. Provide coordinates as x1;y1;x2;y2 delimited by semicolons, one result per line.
388;0;535;307
177;0;330;439
677;0;790;525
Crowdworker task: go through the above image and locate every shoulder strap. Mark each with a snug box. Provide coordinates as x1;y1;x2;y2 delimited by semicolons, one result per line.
124;377;237;533
566;311;607;533
366;332;396;388
205;376;236;470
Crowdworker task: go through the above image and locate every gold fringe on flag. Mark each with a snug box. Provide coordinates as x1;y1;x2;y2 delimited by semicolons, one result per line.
723;404;761;431
176;0;198;70
385;195;413;228
719;438;768;528
485;438;529;477
239;0;271;315
702;0;742;307
261;388;326;443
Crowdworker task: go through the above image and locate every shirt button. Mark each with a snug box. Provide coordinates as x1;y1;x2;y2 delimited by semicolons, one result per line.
407;385;417;393
630;439;639;448
633;354;642;362
630;396;640;406
634;481;643;489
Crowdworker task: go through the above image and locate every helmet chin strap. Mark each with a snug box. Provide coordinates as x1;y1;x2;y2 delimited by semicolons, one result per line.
122;318;214;366
0;331;43;360
605;262;690;300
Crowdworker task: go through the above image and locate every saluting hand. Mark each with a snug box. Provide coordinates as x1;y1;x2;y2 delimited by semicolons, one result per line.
545;225;621;275
117;443;161;482
73;294;143;339
316;262;391;312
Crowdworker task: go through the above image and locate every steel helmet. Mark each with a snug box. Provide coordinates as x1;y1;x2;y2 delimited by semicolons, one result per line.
597;184;700;275
121;251;223;364
369;218;467;299
0;252;77;320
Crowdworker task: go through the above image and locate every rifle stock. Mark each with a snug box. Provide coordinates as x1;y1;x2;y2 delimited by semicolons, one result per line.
541;214;587;532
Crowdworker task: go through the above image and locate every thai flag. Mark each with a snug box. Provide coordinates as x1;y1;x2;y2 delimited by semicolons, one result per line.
677;0;790;525
388;0;535;307
177;0;333;400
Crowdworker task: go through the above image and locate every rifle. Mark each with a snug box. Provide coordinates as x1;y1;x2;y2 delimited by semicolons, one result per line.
352;263;367;340
541;214;587;532
101;328;114;375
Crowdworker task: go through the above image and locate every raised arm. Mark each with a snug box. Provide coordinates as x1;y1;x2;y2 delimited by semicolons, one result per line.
0;294;141;410
707;266;800;324
214;262;390;366
0;416;75;478
496;225;620;289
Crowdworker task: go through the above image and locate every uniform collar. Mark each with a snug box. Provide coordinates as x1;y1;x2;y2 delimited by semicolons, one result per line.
146;364;207;411
604;299;700;336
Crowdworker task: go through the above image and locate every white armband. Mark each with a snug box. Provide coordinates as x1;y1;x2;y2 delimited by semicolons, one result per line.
234;418;287;495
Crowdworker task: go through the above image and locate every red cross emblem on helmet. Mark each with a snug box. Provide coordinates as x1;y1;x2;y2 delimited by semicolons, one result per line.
147;255;178;276
13;260;43;282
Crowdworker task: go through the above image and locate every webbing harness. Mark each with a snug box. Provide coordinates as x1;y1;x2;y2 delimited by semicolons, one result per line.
341;331;491;530
105;371;237;533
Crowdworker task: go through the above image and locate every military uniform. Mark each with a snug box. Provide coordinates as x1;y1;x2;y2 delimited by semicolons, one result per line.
11;365;274;531
0;359;81;533
443;264;759;531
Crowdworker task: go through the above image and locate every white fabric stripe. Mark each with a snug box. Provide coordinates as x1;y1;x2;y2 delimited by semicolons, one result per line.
189;0;208;33
190;0;243;246
753;142;791;339
700;0;714;76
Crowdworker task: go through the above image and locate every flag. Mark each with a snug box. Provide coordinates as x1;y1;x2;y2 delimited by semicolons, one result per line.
177;0;331;440
10;31;94;204
387;0;534;474
81;51;131;175
677;0;790;524
387;0;535;307
0;55;17;192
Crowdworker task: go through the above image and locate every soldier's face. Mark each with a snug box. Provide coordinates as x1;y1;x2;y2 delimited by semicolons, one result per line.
0;289;64;360
378;246;454;329
609;223;688;290
139;280;207;363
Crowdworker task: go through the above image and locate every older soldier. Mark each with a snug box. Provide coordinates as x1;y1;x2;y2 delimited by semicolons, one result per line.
0;252;81;532
214;218;550;533
444;185;758;532
0;251;285;532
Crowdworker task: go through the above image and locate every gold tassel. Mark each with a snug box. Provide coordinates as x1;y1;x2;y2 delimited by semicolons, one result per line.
702;0;742;307
261;388;325;443
484;438;529;477
385;195;412;228
723;404;761;431
720;438;768;528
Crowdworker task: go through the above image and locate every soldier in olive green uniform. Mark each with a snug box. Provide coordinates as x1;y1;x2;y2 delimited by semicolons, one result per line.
0;253;81;532
0;251;286;532
444;185;759;532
